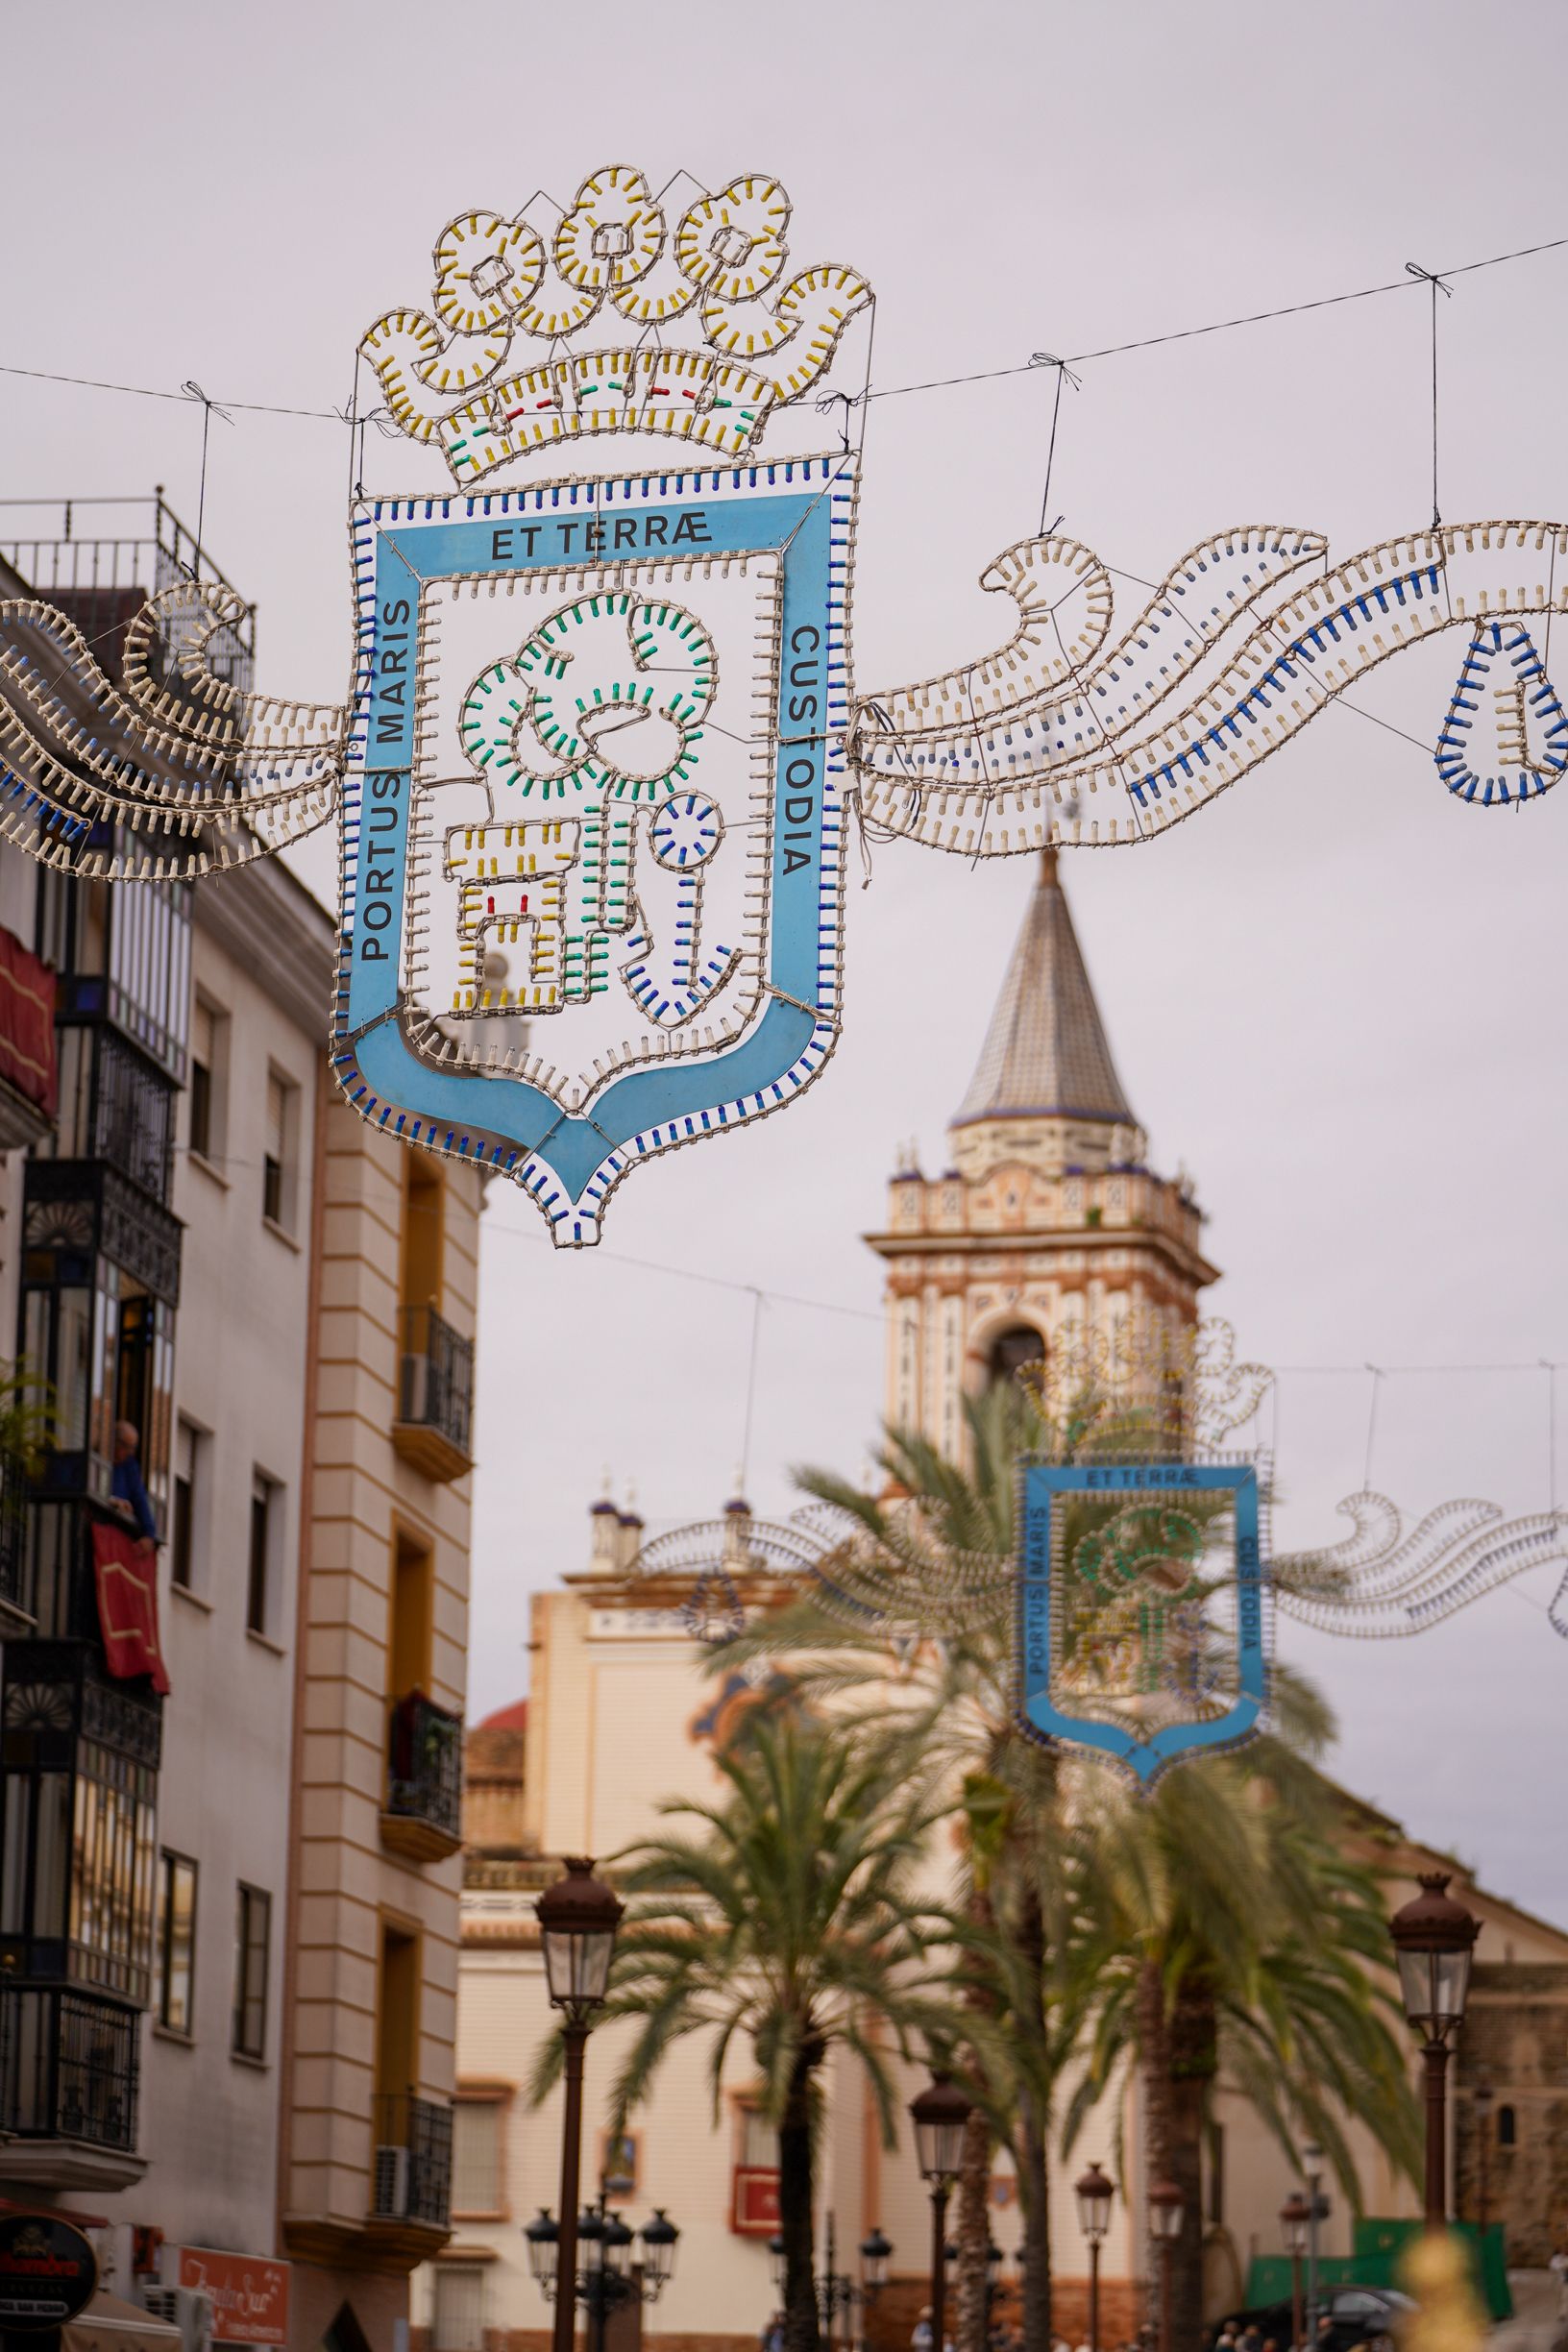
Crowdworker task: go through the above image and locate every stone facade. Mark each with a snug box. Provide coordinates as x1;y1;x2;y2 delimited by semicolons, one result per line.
1454;1962;1568;2266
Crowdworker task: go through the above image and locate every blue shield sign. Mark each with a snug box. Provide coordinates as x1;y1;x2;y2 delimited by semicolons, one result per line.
335;453;857;1244
1015;1459;1266;1785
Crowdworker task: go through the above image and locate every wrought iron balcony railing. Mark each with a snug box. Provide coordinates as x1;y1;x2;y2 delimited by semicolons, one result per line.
371;2089;453;2228
0;1984;139;2151
395;1305;474;1480
386;1690;464;1846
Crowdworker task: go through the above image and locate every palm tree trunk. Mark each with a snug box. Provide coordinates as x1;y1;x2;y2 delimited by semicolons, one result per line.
955;2106;992;2352
1164;1982;1214;2352
779;2055;821;2352
1015;2098;1051;2352
1138;1958;1174;2335
1017;1885;1052;2352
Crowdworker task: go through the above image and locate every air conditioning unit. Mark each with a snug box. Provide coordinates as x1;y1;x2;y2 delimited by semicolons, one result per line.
142;2288;213;2352
374;2142;410;2218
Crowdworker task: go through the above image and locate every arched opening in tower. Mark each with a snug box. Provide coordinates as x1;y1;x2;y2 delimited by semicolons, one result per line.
988;1324;1045;1390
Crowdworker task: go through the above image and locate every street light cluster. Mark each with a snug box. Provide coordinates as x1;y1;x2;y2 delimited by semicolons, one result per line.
525;1853;1482;2352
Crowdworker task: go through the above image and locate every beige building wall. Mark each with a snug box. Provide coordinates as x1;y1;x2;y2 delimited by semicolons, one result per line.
280;1087;484;2351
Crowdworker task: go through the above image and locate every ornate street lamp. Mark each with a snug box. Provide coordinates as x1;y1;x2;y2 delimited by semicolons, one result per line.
525;2209;560;2291
1389;1872;1482;2229
771;2220;894;2343
1280;2192;1311;2352
1075;2162;1115;2352
525;2193;678;2352
536;1857;625;2352
640;2209;680;2291
911;2073;972;2352
1301;2143;1325;2350
1147;2179;1184;2352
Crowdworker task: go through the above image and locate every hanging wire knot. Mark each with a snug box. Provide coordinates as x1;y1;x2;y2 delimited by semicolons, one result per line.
181;379;235;425
1403;262;1454;299
813;385;867;453
1029;351;1083;390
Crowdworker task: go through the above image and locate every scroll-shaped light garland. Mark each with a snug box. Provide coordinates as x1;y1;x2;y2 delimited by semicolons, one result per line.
850;523;1568;851
628;1320;1568;1648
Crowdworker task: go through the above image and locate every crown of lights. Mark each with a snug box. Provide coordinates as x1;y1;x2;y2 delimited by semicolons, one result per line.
359;167;871;485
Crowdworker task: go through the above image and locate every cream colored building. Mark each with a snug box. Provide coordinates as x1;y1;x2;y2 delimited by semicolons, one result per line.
431;849;1568;2352
279;1074;484;2352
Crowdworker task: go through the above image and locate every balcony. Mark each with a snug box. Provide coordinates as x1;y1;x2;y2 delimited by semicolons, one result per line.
0;1985;146;2192
0;925;57;1151
370;2090;453;2252
381;1690;464;1864
393;1306;474;1482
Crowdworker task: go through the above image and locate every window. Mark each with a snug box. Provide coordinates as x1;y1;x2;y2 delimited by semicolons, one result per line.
452;2098;502;2216
389;1529;433;1699
738;2103;778;2168
171;1420;207;1592
262;1071;298;1231
188;997;227;1164
157;1851;197;2035
1498;2103;1516;2147
233;1883;270;2059
431;2266;485;2352
248;1473;281;1637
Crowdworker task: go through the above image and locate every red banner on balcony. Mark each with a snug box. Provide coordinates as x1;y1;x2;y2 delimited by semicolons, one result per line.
91;1523;170;1695
731;2167;780;2236
0;926;57;1119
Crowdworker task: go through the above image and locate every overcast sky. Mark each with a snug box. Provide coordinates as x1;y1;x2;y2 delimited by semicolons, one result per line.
6;0;1566;1923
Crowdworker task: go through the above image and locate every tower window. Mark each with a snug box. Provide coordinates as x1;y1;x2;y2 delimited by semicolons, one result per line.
988;1326;1044;1388
1497;2103;1516;2147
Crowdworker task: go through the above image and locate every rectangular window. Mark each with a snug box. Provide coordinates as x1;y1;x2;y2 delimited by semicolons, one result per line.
262;1070;298;1231
247;1474;278;1637
188;997;227;1164
233;1883;270;2060
157;1851;197;2036
739;2105;779;2168
452;2099;502;2216
171;1420;206;1591
431;2266;485;2352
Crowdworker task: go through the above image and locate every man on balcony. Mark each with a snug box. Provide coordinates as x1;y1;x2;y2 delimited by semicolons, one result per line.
110;1420;159;1553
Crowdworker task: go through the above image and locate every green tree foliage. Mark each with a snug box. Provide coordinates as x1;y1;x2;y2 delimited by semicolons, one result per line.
576;1708;968;2352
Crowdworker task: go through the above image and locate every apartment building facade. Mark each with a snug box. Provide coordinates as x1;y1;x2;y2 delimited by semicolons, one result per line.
0;500;484;2352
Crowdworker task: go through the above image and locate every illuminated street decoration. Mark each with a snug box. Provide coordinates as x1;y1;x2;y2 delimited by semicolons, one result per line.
633;1321;1568;1783
1274;1492;1568;1640
0;172;1560;1243
850;524;1568;849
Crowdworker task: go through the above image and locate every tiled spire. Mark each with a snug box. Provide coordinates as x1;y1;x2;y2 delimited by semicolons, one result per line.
952;847;1135;1130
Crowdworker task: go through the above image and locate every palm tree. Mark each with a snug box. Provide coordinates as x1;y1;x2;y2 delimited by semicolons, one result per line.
723;1377;1418;2352
584;1706;959;2352
1062;1748;1420;2348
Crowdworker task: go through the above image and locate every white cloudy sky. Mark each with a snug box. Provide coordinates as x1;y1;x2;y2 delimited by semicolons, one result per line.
5;2;1566;1923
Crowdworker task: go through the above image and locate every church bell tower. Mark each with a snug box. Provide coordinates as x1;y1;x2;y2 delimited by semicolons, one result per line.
867;850;1219;1457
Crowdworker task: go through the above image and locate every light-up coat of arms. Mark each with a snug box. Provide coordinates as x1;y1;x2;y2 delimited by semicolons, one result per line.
0;165;1564;1245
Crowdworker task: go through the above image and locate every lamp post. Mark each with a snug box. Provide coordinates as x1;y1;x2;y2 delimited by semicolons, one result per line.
1146;2181;1183;2352
1075;2162;1115;2352
526;2192;679;2352
767;2220;893;2349
911;2073;972;2352
1472;2082;1493;2238
1389;1873;1482;2230
536;1857;625;2352
1301;2144;1324;2352
1280;2193;1311;2352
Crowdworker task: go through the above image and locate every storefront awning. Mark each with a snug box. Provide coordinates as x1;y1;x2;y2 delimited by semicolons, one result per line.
64;2289;182;2352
